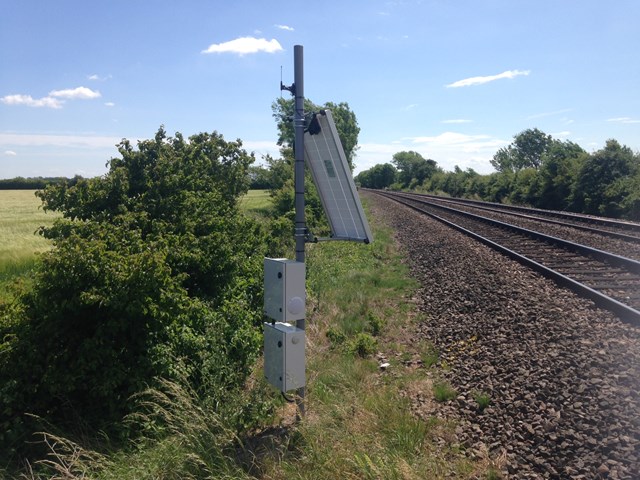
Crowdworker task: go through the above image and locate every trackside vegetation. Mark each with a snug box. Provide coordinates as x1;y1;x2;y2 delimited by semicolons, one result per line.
0;128;272;472
356;129;640;221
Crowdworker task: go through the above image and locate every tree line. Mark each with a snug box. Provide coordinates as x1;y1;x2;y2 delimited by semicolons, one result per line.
0;176;80;189
355;128;640;221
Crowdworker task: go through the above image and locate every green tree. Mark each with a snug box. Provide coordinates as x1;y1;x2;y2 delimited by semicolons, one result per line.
392;151;439;188
271;97;360;170
572;139;640;217
535;140;586;210
0;128;267;454
491;128;553;172
355;163;397;189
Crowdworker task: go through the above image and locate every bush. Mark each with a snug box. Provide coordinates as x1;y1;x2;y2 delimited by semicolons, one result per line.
347;333;378;358
0;128;268;461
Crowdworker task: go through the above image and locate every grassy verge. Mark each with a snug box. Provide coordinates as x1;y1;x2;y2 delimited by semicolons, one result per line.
252;197;477;478
7;193;492;478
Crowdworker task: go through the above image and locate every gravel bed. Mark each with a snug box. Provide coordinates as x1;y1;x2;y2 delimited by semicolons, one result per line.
365;191;640;479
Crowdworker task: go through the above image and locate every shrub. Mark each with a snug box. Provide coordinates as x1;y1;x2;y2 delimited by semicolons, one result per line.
347;333;378;358
366;312;386;336
0;128;267;461
326;327;347;346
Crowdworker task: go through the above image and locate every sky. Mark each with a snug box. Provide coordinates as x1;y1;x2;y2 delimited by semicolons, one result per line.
1;0;639;179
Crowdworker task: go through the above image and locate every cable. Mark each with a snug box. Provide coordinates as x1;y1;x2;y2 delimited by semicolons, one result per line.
281;391;296;403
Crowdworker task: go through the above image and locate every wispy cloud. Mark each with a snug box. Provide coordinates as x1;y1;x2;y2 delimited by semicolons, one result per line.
1;86;101;109
201;37;283;55
607;117;640;124
442;119;472;124
275;24;294;31
409;131;505;151
446;70;530;88
551;131;572;138
4;150;17;156
0;132;121;148
526;108;572;120
355;131;508;175
104;102;115;107
87;73;112;81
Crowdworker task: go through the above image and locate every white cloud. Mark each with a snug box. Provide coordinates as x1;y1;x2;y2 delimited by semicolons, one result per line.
526;108;572;120
201;37;283;55
1;86;101;109
354;131;508;175
4;150;17;156
607;117;640;124
275;24;294;31
87;73;111;81
243;140;281;160
104;102;115;107
551;131;572;138
446;69;530;88
1;94;63;109
442;119;472;124
0;132;121;148
49;86;101;99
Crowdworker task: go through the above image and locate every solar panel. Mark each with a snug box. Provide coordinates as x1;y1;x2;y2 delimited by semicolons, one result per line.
304;110;373;243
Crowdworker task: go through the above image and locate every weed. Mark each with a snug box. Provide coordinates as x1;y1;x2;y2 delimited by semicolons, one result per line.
433;381;457;402
347;333;378;358
366;311;386;336
326;327;347;346
485;466;503;479
473;391;492;411
420;343;439;368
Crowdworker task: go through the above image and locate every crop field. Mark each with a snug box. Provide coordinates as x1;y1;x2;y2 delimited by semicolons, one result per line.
238;188;271;216
0;190;59;295
0;189;269;297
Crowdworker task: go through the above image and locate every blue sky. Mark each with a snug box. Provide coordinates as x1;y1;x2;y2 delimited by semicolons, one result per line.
1;0;639;179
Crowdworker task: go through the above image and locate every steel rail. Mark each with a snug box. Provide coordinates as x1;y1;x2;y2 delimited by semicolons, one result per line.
405;191;640;233
388;191;640;274
395;191;640;244
375;191;640;325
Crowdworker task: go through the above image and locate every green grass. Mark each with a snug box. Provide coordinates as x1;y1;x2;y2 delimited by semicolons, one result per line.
250;197;479;478
239;189;272;217
433;381;457;403
473;391;492;411
0;190;59;300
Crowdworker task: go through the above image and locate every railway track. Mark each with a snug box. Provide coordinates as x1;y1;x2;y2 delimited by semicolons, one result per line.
408;191;640;239
370;190;640;325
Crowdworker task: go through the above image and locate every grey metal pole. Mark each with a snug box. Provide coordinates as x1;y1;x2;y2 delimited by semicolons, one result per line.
292;45;306;416
293;45;305;265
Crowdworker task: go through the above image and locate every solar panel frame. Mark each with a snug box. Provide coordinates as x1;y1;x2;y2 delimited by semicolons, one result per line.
304;110;373;243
